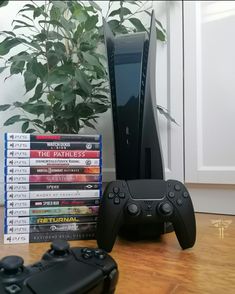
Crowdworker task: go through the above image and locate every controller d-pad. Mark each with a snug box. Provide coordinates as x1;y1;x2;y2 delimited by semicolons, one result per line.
108;192;114;199
114;197;120;205
113;187;119;193
5;285;21;294
109;186;125;204
118;192;125;198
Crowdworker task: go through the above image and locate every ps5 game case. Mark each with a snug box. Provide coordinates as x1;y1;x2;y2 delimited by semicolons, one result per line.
4;133;102;244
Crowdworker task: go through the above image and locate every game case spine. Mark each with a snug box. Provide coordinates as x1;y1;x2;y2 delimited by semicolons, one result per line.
5;198;100;208
5;189;101;200
4;231;96;244
6;150;100;158
6;205;99;217
6;133;101;142
5;166;100;175
5;222;97;234
6;215;98;226
5;182;101;192
6;141;100;150
5;158;100;166
6;174;101;183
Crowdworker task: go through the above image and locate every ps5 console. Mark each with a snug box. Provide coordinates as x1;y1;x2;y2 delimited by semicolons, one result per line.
104;11;164;180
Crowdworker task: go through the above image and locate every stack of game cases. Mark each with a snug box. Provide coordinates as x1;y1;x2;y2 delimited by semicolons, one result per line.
4;133;102;244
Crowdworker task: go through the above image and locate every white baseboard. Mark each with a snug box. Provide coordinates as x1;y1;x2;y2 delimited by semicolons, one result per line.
186;183;235;215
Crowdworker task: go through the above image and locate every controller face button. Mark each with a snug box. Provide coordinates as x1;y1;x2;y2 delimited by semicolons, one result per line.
108;192;115;199
159;203;173;215
176;198;183;206
114;197;120;204
113;187;120;194
127;204;139;216
118;192;125;198
168;191;175;198
183;191;189;198
174;184;181;191
5;284;21;294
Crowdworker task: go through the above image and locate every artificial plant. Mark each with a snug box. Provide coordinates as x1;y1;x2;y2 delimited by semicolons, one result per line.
0;1;169;134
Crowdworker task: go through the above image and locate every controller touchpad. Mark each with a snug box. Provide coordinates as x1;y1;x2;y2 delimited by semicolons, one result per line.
127;180;166;199
27;261;103;294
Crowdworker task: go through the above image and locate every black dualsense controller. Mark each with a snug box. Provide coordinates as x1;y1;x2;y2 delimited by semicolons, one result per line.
97;179;196;252
0;240;118;294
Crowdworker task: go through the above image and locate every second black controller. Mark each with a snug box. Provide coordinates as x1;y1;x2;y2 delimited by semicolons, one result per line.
97;179;196;252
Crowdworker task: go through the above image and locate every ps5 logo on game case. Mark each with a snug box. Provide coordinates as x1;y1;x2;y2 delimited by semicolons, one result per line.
86;143;92;150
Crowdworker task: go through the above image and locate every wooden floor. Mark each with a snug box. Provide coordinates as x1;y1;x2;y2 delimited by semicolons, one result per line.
0;212;235;293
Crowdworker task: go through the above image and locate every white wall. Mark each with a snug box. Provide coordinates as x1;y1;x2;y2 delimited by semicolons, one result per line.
184;1;235;214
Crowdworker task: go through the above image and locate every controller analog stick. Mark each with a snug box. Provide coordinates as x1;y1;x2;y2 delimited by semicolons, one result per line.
127;204;139;216
0;256;24;274
51;240;70;256
159;203;173;216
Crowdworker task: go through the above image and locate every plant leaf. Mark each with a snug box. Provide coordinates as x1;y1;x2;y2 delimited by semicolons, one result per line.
107;20;119;30
156;28;166;42
128;18;146;32
29;83;43;102
0;37;22;56
82;52;100;67
4;115;21;126
157;105;179;125
109;7;132;17
31;59;47;80
0;1;9;8
85;15;98;31
21;121;29;132
10;60;25;74
0;66;7;73
83;120;96;130
88;1;102;12
24;71;37;92
75;69;92;96
0;104;11;111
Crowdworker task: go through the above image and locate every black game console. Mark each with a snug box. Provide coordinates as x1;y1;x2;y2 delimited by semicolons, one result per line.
97;180;196;252
0;240;118;294
104;11;164;180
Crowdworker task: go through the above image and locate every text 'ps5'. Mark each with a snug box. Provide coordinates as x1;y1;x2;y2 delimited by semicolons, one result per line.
104;11;164;181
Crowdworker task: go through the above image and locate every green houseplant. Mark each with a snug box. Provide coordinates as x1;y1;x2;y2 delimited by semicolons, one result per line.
0;1;169;134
